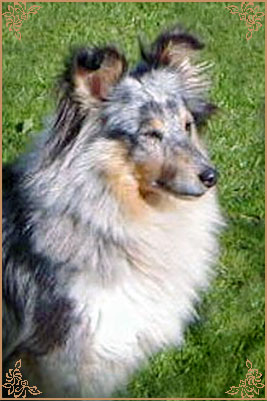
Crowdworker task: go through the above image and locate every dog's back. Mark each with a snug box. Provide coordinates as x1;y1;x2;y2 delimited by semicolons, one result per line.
3;163;73;368
3;27;223;397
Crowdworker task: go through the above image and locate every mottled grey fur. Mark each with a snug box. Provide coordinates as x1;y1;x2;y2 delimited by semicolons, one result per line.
3;26;223;397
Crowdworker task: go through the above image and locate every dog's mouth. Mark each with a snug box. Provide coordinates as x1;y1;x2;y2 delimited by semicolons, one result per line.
151;179;206;199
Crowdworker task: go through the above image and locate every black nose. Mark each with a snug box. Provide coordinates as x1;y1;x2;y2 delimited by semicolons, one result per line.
199;167;218;188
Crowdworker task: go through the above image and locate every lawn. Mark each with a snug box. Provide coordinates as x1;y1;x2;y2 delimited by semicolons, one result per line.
2;2;265;398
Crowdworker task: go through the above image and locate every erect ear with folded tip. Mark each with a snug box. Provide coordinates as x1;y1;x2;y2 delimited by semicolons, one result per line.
62;46;128;106
140;26;204;68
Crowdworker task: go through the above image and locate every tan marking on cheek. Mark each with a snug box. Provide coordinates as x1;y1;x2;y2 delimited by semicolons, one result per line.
133;159;177;210
98;140;177;213
102;142;149;218
134;159;162;189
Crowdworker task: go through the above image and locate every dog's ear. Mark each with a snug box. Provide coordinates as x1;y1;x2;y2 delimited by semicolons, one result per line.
62;46;127;106
139;27;217;128
140;27;204;68
46;47;127;162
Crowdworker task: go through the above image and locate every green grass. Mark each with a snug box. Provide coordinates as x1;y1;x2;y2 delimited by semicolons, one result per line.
3;2;265;398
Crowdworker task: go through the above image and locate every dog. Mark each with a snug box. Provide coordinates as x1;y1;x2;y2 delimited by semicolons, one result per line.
3;26;223;397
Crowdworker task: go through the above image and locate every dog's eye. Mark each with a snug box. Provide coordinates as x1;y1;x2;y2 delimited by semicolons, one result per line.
185;121;192;135
143;130;163;141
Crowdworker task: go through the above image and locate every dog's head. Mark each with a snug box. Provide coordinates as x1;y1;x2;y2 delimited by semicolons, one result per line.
51;27;218;209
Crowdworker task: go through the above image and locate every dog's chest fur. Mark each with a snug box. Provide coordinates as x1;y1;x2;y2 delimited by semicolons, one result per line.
36;191;220;397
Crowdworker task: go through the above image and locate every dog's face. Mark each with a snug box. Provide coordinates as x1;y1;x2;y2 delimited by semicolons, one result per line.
53;28;218;205
103;69;217;199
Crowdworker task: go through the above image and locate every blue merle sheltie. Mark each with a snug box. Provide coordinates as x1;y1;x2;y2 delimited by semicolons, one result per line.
3;26;223;397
